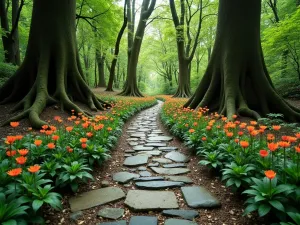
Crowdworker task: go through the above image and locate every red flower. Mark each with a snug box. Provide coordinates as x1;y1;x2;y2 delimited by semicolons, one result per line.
259;150;269;158
240;141;249;148
201;137;207;141
7;168;22;176
81;143;87;149
6;150;17;157
265;170;276;179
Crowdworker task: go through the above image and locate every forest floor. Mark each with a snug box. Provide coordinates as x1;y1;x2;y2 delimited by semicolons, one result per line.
0;88;299;225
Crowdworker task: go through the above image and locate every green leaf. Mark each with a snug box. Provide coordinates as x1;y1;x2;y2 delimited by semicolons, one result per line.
269;200;285;212
32;199;44;212
70;182;78;193
243;203;258;215
258;204;271;217
2;220;17;225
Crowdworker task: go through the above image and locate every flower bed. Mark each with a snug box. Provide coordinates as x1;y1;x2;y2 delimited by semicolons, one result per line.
159;95;300;224
0;96;156;224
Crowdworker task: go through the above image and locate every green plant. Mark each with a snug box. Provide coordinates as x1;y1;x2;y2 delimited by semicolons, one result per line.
56;161;94;192
198;150;226;170
222;162;256;191
243;177;293;219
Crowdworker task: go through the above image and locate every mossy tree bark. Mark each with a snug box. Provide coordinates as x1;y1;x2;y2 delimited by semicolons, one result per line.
0;0;108;128
106;0;128;92
96;49;106;87
119;0;156;97
185;0;300;121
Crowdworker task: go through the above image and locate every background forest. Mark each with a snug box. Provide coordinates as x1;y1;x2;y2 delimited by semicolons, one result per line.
0;0;300;98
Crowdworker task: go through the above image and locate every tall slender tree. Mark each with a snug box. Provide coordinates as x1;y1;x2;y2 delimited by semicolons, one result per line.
119;0;156;96
185;0;300;121
0;0;108;128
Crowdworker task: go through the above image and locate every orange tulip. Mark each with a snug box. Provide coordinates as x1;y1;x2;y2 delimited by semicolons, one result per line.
6;136;16;144
10;122;20;128
267;134;275;141
34;140;42;146
273;125;281;131
265;170;276;179
278;141;290;148
47;143;55;149
28;165;41;173
52;135;59;141
189;129;195;133
226;132;234;138
201;137;207;141
295;146;300;153
81;143;87;149
16;156;27;165
6;150;17;157
7;168;22;176
66;126;73;132
18;149;29;156
268;142;278;152
240;141;249;148
41;125;48;130
80;138;88;143
86;132;93;138
107;127;113;132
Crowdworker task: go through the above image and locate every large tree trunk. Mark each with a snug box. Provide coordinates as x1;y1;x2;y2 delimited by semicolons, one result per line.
120;0;156;96
106;0;128;92
0;0;108;128
11;0;21;65
185;0;300;121
96;49;106;87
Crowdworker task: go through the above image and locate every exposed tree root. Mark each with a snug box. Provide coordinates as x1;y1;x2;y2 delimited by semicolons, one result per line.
118;81;144;97
173;83;192;98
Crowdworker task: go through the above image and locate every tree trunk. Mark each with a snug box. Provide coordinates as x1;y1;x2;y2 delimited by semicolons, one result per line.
120;0;156;96
106;0;128;92
207;46;211;61
0;0;108;128
96;50;106;87
11;0;21;65
184;0;300;121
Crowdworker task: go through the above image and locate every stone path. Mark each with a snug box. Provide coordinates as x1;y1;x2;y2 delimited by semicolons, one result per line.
69;101;221;225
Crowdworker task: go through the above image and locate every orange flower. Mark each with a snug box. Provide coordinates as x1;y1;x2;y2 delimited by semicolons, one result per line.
268;142;278;152
232;114;237;119
81;143;87;149
259;125;267;130
193;122;198;126
45;130;53;136
240;141;249;148
201;137;207;141
278;141;290;148
250;130;259;136
47;143;55;149
259;150;269;158
189;129;195;133
247;126;255;132
107;127;113;132
66;146;73;153
287;136;297;143
66;126;73;132
86;132;93;138
6;150;17;157
82;123;89;129
296;133;300;139
15;135;23;140
206;126;212;131
52;135;59;141
267;134;275;141
250;121;257;125
6;136;16;144
273;125;281;131
10;122;20;128
281;136;289;141
7;168;22;177
226;132;234;138
28;165;41;173
16;156;27;165
18;149;29;156
234;138;239;143
34;140;42;146
80;138;88;143
54;116;61;121
295;146;300;153
42;125;48;130
238;131;244;136
265;170;276;179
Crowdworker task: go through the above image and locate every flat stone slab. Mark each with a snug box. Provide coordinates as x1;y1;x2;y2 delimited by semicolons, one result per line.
164;219;197;225
124;155;149;167
69;187;125;212
98;208;124;219
133;146;154;151
125;150;135;153
165;176;193;184
158;147;178;151
162;209;199;220
129;142;139;146
163;163;187;168
139;171;152;177
127;138;139;141
129;216;158;225
148;162;159;167
152;158;173;164
124;154;133;157
138;150;162;156
145;143;167;147
165;152;189;163
148;136;173;141
151;167;190;175
125;190;179;211
134;176;165;182
181;186;221;208
98;221;126;225
131;133;146;138
135;181;184;190
113;172;140;184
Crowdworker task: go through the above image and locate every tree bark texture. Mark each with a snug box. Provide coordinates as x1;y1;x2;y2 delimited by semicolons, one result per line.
184;0;300;121
0;0;108;128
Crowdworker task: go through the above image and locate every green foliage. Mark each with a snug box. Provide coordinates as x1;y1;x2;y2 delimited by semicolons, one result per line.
0;63;17;86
